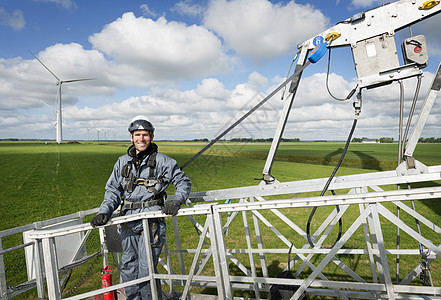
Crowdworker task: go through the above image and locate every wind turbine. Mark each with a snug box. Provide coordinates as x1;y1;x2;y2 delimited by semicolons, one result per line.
30;51;93;144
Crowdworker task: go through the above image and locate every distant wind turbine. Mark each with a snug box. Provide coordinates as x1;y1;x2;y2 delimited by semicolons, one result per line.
30;51;93;144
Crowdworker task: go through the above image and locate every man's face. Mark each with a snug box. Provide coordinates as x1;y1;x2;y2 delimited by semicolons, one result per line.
130;130;153;153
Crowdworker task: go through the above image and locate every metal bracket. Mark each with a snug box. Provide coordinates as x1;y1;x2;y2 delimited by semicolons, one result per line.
396;158;429;176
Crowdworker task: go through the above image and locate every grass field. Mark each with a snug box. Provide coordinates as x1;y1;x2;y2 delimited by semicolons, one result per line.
1;141;440;298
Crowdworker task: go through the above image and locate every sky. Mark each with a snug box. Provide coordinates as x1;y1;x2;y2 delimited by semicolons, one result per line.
1;0;440;142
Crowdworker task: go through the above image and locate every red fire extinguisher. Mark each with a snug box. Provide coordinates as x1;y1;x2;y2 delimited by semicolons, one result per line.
100;265;115;300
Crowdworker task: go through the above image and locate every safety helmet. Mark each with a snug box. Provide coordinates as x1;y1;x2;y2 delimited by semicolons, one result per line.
128;115;155;133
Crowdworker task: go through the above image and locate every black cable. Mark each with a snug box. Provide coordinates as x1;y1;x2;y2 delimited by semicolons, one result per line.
326;47;358;101
306;117;358;248
61;270;73;294
333;190;343;244
58;249;102;272
63;250;102;298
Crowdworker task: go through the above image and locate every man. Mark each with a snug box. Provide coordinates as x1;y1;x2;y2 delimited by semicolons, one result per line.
90;116;191;299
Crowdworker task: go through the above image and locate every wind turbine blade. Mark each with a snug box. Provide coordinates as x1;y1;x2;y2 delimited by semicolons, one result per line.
29;51;60;82
61;78;94;84
39;100;58;112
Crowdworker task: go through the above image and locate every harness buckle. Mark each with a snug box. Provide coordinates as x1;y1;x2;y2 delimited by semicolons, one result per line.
136;178;158;187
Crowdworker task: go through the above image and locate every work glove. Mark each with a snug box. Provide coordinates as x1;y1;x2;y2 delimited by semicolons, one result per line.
90;213;110;228
162;200;181;216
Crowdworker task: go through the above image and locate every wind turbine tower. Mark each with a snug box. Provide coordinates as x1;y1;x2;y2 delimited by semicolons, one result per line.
31;52;92;144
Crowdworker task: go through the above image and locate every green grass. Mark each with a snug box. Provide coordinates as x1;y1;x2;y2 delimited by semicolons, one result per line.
193;141;441;171
0;141;440;299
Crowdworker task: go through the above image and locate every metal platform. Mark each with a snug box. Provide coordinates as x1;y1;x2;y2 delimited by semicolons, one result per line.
20;164;441;300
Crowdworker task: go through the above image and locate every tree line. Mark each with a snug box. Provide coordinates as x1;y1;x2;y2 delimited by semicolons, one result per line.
418;137;441;143
351;137;441;143
189;138;301;143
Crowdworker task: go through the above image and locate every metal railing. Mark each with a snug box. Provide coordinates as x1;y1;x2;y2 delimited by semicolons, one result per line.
14;165;441;299
0;209;98;299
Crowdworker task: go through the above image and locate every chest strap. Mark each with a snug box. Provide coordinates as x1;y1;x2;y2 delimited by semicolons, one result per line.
146;152;156;179
121;152;159;194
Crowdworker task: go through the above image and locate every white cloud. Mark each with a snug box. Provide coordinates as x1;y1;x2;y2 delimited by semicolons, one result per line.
0;43;116;120
203;0;329;60
291;102;354;123
172;0;205;17
140;4;157;18
36;43;107;81
195;78;229;100
296;73;356;106
58;72;278;140
89;13;235;81
35;0;77;10
0;7;25;30
65;73;267;123
248;72;269;90
349;0;382;9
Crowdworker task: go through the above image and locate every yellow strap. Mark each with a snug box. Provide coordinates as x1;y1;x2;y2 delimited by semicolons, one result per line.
419;0;440;10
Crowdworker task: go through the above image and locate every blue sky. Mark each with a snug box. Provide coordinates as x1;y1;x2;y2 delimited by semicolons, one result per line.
1;0;440;142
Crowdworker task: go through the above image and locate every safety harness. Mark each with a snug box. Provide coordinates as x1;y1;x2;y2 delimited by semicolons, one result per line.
121;151;167;211
120;148;166;240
